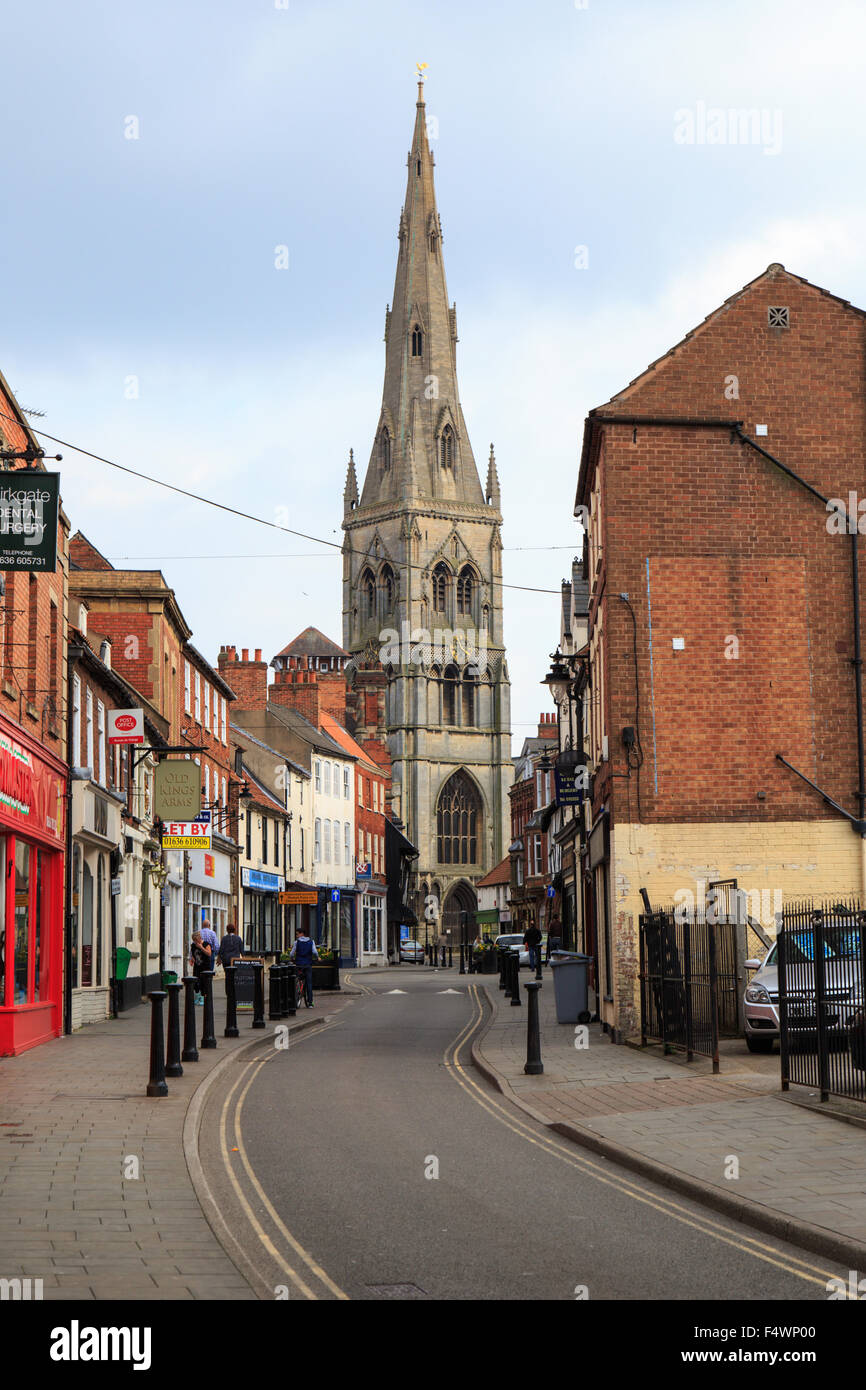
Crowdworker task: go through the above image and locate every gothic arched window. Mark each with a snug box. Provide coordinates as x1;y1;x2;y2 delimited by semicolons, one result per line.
428;666;441;723
439;425;454;469
462;670;476;727
457;566;474;616
432;563;450;614
361;568;376;619
411;325;423;357
380;428;391;472
380;564;395;612
437;771;480;865
442;665;458;725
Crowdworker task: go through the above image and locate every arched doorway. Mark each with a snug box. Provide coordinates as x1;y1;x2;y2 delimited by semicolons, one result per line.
441;880;477;949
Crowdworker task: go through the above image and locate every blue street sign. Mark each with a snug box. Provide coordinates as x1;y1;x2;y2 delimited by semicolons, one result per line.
331;889;341;903
546;885;555;898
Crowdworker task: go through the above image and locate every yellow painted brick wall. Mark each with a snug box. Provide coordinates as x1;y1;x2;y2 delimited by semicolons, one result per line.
606;820;864;1038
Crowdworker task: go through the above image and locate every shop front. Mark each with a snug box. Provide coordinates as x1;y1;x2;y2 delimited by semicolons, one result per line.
188;842;232;949
69;777;123;1029
316;886;356;966
241;866;285;956
0;718;67;1056
358;881;387;967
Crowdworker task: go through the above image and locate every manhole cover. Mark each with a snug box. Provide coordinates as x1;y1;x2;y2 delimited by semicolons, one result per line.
366;1283;427;1299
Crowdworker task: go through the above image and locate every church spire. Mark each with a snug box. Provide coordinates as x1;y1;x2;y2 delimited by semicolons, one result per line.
486;443;501;508
358;81;485;512
343;447;359;516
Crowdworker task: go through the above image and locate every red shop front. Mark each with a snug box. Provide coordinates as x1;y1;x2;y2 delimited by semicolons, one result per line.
0;716;66;1056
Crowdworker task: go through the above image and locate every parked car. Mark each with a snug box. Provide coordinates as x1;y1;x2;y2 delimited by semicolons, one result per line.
399;940;425;963
744;930;863;1053
492;932;546;968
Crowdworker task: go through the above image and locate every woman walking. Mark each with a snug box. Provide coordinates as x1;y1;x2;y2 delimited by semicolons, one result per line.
189;929;213;1004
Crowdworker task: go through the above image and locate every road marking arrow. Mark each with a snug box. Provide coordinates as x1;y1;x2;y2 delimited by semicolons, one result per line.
386;988;407;994
438;988;461;994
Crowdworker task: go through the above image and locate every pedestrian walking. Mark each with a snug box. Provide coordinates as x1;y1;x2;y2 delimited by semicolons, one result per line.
523;920;542;971
200;918;220;974
546;915;563;963
217;923;244;982
189;930;213;1004
289;928;319;1008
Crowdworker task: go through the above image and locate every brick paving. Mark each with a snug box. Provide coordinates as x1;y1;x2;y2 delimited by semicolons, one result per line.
475;976;866;1251
0;988;350;1300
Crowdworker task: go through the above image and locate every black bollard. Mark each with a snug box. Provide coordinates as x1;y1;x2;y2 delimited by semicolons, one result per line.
279;963;290;1019
459;941;466;976
165;981;184;1078
509;952;521;1006
252;961;266;1029
268;963;281;1020
224;963;239;1038
524;980;543;1074
200;970;217;1049
448;944;453;968
498;949;506;990
535;943;543;982
428;942;436;968
146;991;168;1097
181;976;199;1062
285;963;297;1018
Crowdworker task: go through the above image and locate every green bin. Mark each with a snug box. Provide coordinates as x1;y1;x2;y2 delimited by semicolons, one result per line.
161;970;178;988
115;947;132;981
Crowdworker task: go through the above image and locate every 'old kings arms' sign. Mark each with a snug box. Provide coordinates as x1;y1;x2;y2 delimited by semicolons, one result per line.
0;471;60;572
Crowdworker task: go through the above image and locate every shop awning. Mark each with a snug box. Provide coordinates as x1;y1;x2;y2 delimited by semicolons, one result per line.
389;902;418;926
475;909;500;924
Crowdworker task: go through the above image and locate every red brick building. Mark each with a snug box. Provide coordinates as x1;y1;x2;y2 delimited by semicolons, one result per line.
0;372;69;1055
576;263;866;1038
508;714;557;937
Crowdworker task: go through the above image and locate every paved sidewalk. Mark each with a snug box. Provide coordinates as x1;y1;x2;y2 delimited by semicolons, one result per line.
0;986;354;1300
473;974;866;1266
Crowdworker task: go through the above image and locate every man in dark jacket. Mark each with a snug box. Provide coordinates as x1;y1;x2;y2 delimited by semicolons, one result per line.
218;924;244;985
290;929;319;1008
523;921;542;971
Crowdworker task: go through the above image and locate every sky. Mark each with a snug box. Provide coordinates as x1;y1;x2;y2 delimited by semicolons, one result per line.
3;0;866;749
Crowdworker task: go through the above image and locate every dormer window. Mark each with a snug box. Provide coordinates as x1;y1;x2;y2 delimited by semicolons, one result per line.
439;425;454;469
411;325;423;357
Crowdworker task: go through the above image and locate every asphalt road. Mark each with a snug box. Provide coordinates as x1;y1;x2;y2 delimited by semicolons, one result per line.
197;969;848;1301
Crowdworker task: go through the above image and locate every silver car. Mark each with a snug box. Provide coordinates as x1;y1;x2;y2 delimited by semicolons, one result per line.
744;931;863;1053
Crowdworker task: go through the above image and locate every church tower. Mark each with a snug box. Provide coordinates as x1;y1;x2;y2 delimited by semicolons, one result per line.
342;79;512;932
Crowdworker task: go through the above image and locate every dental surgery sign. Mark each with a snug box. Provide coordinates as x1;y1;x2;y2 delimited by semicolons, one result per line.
0;471;60;571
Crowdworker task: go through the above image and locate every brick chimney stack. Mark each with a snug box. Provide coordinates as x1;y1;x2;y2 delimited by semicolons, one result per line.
270;659;347;727
537;711;558;740
218;644;268;709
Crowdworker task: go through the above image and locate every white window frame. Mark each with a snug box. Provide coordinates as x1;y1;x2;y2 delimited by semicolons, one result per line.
344;822;350;865
72;673;81;767
358;774;363;806
205;764;210;807
314;818;321;861
343;767;350;800
97;701;106;786
324;820;331;863
204;682;210;731
86;687;94;774
184;660;191;714
194;670;201;722
334;820;341;865
221;696;227;743
323;762;331;796
315;760;322;793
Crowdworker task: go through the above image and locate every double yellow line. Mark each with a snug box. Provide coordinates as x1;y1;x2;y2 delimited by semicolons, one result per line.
218;1022;349;1300
444;985;844;1293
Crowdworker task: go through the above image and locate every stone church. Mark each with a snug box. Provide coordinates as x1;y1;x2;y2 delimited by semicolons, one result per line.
341;80;512;933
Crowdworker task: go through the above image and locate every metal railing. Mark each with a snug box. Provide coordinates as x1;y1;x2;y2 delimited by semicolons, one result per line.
778;900;866;1104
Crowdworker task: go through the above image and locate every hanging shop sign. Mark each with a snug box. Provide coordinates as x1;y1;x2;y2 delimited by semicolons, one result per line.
154;760;201;822
279;889;318;905
554;769;585;807
355;861;371;879
161;820;211;850
108;709;144;745
0;471;60;572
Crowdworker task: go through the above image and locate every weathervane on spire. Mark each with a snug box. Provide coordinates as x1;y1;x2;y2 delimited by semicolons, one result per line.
416;61;428;86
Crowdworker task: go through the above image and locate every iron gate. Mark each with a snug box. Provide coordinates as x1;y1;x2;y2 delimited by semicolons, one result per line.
639;907;742;1072
778;900;866;1103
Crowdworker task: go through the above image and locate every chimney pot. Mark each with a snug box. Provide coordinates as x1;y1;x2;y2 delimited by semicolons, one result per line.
242;648;249;662
255;648;262;662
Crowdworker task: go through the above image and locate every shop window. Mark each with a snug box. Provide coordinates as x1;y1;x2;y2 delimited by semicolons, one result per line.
344;767;350;799
80;860;93;988
96;855;104;987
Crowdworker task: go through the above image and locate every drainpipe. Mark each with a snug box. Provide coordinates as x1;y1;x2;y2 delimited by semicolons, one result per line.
852;531;866;900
